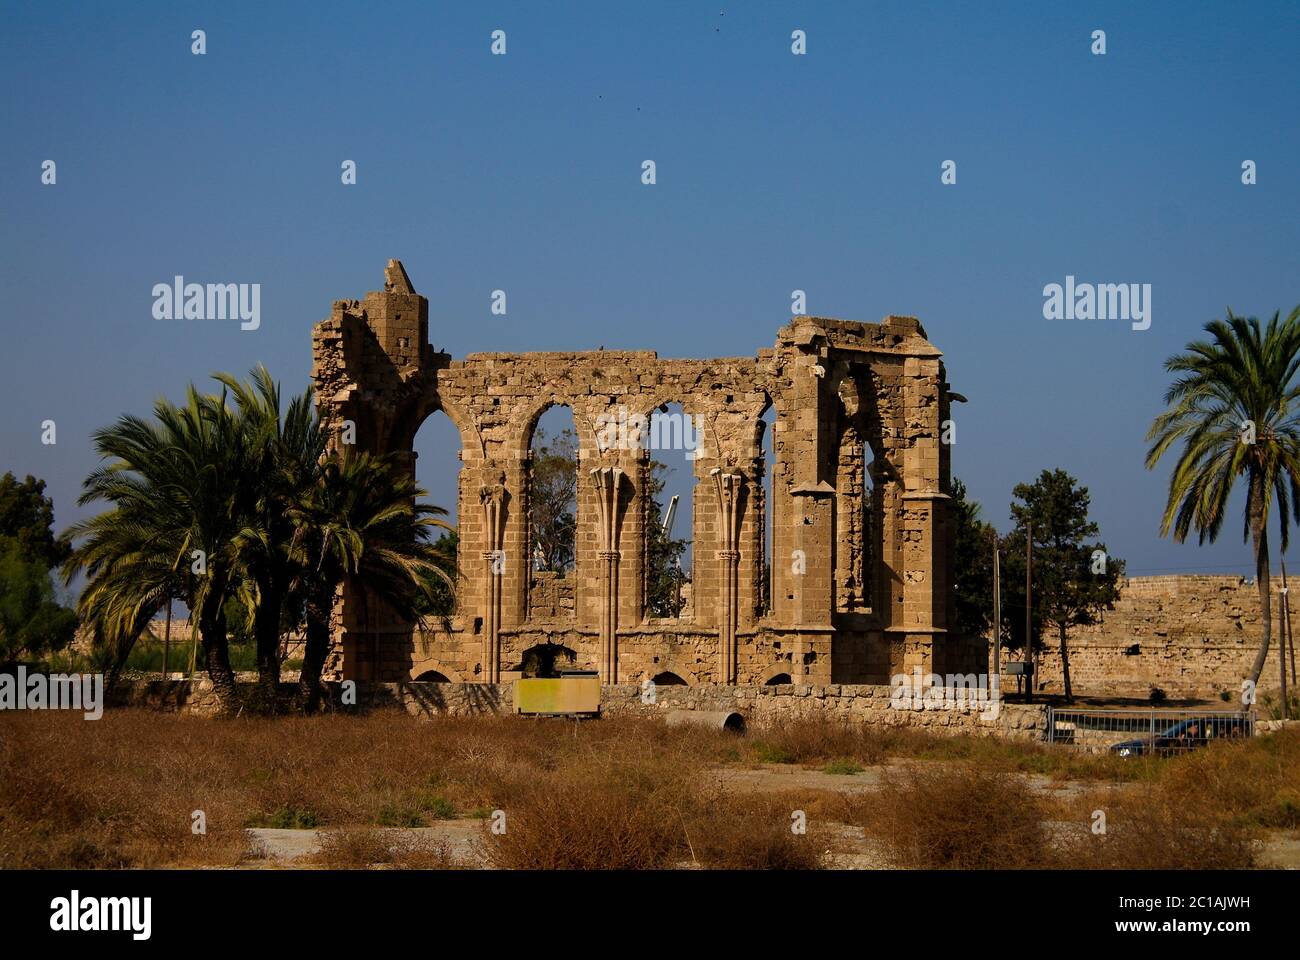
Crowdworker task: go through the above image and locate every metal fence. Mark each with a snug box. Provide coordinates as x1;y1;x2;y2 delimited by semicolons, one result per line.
1046;707;1255;755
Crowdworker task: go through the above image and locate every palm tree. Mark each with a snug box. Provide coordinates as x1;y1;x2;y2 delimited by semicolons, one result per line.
218;366;325;711
289;450;453;711
66;384;256;713
1146;306;1300;692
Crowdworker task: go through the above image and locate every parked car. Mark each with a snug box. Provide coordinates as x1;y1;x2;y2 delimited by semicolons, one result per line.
1110;716;1250;757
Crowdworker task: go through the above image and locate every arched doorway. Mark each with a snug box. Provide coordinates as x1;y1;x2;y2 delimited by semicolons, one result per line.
651;671;688;686
516;642;577;679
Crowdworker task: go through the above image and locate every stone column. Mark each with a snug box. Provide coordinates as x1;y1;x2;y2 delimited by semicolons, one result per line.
479;480;507;683
590;465;625;684
891;355;949;675
711;468;745;683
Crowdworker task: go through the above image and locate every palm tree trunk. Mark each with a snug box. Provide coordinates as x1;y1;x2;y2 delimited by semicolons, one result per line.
1058;621;1073;704
298;592;332;713
199;600;237;715
1247;483;1272;690
253;578;283;714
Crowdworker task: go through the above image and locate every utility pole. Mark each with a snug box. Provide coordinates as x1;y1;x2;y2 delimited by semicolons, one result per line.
1025;521;1033;704
992;532;1001;676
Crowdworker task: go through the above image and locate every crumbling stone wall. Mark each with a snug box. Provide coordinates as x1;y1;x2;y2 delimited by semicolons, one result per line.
1030;575;1281;699
525;571;574;621
310;261;969;687
107;678;1046;739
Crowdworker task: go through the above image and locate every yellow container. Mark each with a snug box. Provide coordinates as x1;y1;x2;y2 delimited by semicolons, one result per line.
515;676;601;715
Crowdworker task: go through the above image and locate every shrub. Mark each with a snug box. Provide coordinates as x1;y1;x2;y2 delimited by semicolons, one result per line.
483;752;697;869
745;719;898;766
315;828;465;869
686;794;825;870
1062;789;1256;869
822;758;864;776
752;741;795;764
857;763;1054;869
257;806;321;829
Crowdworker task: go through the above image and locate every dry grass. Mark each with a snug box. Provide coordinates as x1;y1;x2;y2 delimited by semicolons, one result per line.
741;717;1158;782
1055;727;1300;869
313;828;467;869
480;739;823;869
1;710;1293;870
1058;787;1257;869
0;710;799;869
746;719;898;765
852;763;1056;869
841;729;1300;869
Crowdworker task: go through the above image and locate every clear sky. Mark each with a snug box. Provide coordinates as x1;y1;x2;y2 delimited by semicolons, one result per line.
1;1;1297;581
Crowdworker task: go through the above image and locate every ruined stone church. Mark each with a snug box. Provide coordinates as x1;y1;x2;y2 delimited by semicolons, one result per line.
311;261;981;687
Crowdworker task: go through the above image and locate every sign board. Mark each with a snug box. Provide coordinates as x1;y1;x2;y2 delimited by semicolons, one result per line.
515;675;601;715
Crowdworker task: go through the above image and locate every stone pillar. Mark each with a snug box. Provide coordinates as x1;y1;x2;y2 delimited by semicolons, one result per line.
735;456;766;628
502;455;529;629
590;465;625;684
790;482;835;628
710;468;745;683
479;479;507;683
618;450;647;628
888;354;949;675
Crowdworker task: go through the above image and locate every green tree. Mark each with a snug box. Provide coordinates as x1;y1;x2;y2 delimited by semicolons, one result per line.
1146;307;1300;693
0;473;72;570
289;451;453;711
415;530;459;619
0;473;77;665
65;371;457;713
0;538;77;665
66;384;257;711
529;427;577;573
951;477;996;640
217;366;325;710
1000;469;1124;702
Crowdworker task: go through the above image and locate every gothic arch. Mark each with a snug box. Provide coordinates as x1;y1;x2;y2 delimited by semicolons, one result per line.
410;662;464;682
759;662;795;685
649;661;699;686
393;391;483;464
509;394;601;460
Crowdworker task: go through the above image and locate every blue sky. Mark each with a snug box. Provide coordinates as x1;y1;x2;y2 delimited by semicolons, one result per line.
1;1;1297;580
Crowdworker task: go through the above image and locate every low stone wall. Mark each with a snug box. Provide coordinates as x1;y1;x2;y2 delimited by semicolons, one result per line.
600;683;1047;740
108;678;1048;740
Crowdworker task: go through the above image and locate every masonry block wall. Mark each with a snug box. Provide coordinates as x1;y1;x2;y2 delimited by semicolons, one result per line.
1031;575;1284;699
311;262;973;687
